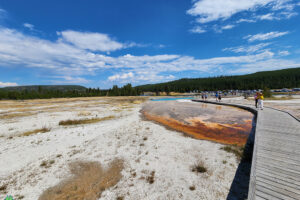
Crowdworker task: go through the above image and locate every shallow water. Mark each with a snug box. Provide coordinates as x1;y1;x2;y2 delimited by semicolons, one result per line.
142;100;254;146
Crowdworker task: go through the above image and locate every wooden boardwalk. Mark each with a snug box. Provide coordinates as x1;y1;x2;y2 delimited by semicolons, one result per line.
192;100;300;199
248;107;300;200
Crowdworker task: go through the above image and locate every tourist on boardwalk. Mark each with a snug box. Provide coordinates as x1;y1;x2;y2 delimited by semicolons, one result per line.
218;94;222;102
257;92;264;110
254;92;258;108
204;93;208;101
215;92;219;101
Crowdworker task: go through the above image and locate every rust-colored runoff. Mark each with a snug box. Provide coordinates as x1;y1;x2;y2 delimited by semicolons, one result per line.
143;112;251;146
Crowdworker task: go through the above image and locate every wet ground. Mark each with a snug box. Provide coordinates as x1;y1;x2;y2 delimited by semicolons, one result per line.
142;100;254;146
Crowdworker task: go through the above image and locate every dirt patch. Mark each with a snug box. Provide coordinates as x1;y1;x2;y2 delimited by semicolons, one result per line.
39;159;124;200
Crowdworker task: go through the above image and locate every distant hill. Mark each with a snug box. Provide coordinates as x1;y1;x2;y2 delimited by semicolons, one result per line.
1;85;86;92
136;67;300;92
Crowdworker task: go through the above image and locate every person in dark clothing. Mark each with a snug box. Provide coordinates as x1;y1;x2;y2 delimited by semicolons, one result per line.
254;92;258;108
218;94;222;102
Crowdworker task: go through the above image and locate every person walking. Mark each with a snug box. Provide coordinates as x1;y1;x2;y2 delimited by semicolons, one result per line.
257;92;264;110
254;92;258;108
218;93;222;102
215;92;219;102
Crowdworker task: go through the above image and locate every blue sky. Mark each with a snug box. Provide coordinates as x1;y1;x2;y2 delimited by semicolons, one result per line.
0;0;300;88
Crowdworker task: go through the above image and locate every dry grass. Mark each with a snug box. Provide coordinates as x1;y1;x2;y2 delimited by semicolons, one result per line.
77;111;92;116
40;160;55;168
39;159;124;200
220;145;244;160
59;116;115;126
191;161;207;174
1;112;34;119
21;127;51;137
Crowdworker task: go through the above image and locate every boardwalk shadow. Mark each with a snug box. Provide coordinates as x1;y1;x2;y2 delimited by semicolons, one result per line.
227;116;256;200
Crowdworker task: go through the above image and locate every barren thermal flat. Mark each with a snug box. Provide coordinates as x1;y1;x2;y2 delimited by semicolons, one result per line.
0;97;240;200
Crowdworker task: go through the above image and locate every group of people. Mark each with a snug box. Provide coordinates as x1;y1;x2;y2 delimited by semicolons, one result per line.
254;92;264;110
199;91;264;110
201;93;208;100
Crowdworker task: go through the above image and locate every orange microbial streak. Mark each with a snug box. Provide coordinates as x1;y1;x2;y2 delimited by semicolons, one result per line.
143;112;252;146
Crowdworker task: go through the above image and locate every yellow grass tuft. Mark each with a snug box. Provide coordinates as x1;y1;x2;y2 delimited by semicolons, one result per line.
39;159;124;200
77;111;92;116
1;112;34;119
21;127;51;137
59;116;116;126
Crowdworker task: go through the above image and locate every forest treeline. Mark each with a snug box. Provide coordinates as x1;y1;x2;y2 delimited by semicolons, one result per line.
1;67;299;100
0;84;141;100
136;67;300;93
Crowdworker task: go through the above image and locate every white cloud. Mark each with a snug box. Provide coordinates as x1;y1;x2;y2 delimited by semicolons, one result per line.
223;43;271;53
58;30;125;52
244;31;289;42
278;11;298;19
157;44;166;48
190;26;206;34
23;23;34;30
187;0;299;32
108;72;134;81
236;18;256;23
221;24;235;30
257;13;277;20
0;81;18;87
50;76;90;84
255;10;298;21
229;58;300;74
278;50;290;56
0;27;298;86
187;0;277;23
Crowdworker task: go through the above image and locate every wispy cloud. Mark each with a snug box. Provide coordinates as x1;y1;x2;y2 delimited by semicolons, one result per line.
108;72;134;81
256;13;278;20
0;8;7;21
229;58;300;74
244;31;289;42
187;0;299;32
278;50;290;56
223;43;271;54
221;24;235;30
49;76;90;84
189;26;206;34
23;23;35;30
187;0;277;24
236;18;256;23
0;81;18;87
58;30;129;52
